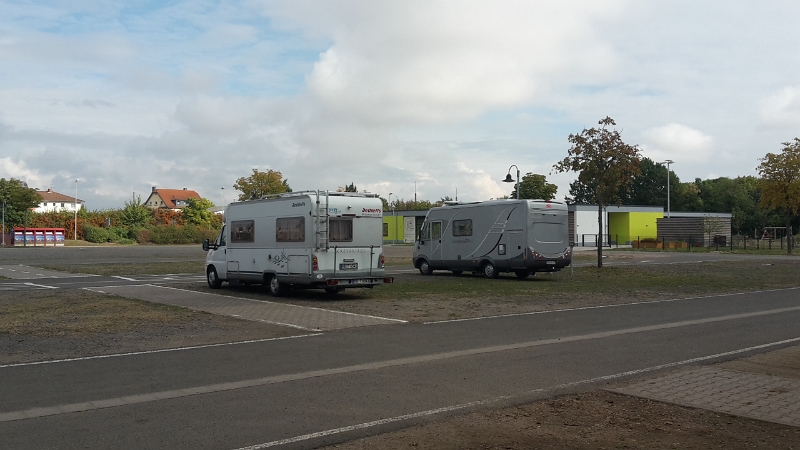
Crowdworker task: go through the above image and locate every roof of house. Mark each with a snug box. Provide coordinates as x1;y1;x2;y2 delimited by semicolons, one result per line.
150;189;201;208
36;189;82;203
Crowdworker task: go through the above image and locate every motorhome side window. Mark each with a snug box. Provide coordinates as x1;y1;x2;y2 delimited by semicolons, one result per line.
276;217;305;242
452;219;472;236
431;221;442;239
329;218;353;242
231;220;254;243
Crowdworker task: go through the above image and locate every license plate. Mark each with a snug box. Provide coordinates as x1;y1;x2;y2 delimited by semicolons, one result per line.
546;260;556;265
349;278;377;284
340;263;358;270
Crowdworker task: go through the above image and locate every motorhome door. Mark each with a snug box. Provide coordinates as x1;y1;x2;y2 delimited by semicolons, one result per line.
418;220;443;264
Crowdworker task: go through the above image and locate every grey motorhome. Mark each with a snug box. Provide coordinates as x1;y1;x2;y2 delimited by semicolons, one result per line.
203;191;393;295
412;199;571;278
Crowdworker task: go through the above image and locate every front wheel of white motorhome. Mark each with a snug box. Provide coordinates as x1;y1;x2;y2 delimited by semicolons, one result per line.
267;275;287;297
418;260;433;275
207;267;222;289
482;262;499;279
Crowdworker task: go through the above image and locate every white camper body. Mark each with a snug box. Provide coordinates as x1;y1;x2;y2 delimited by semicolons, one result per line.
412;199;571;278
203;191;392;295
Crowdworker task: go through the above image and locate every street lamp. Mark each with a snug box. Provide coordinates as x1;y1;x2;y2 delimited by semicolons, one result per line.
503;165;520;199
1;198;5;247
221;186;225;205
74;179;79;240
454;185;458;202
663;160;674;218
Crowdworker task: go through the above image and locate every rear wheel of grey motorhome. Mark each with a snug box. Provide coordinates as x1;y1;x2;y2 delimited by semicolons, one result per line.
267;275;287;296
451;270;463;276
206;267;222;289
482;262;499;279
325;287;342;296
418;260;433;275
514;270;532;279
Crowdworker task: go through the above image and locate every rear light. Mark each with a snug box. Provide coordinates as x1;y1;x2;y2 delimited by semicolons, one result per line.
384;277;394;283
312;255;319;271
327;280;339;285
379;254;385;268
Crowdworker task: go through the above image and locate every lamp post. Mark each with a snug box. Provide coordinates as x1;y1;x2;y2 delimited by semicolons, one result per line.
663;160;674;218
503;165;520;199
221;186;225;205
74;179;79;240
454;185;457;202
388;192;395;244
1;198;5;247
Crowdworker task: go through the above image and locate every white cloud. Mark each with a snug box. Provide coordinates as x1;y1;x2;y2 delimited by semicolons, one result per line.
640;124;715;165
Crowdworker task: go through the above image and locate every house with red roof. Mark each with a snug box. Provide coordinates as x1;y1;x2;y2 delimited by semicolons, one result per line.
33;188;83;213
143;187;202;211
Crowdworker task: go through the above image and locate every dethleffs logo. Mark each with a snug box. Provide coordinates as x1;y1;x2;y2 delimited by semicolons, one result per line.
362;208;381;214
292;201;306;207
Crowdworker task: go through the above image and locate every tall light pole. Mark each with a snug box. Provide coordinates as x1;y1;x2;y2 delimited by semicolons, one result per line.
454;185;458;202
74;179;79;240
503;165;520;199
664;160;674;218
1;198;5;247
221;186;225;205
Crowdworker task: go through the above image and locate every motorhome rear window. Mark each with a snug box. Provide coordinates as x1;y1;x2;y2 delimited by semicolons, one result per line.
276;217;305;242
330;218;353;242
452;219;472;237
231;220;254;243
533;222;564;244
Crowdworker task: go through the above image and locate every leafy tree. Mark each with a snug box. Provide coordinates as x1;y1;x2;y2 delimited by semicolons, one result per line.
553;117;642;267
564;178;597;204
337;183;357;192
182;197;215;226
233;169;292;201
0;178;42;229
757;138;800;254
118;197;152;228
511;173;558;200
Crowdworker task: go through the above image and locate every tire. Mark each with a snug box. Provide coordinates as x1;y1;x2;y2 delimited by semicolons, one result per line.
419;260;433;275
482;262;499;279
206;267;222;289
451;270;463;276
514;270;532;279
267;275;287;297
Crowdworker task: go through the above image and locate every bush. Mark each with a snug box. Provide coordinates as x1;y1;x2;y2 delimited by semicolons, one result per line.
140;225;219;245
83;224;114;243
639;237;659;244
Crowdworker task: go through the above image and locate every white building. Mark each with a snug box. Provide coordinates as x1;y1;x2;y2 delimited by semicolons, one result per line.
33;188;83;213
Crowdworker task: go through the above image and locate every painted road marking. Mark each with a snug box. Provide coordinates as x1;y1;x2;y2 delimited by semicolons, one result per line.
3;307;800;423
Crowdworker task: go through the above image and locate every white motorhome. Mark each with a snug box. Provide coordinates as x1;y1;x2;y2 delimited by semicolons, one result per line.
412;199;571;278
203;191;393;295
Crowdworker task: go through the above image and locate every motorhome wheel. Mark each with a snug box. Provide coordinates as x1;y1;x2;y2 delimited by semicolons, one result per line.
419;260;433;275
206;267;222;289
482;262;499;279
325;287;341;296
514;270;532;279
268;276;287;296
451;270;463;276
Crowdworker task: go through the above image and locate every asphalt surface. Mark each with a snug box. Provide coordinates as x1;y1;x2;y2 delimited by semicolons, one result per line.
2;245;799;449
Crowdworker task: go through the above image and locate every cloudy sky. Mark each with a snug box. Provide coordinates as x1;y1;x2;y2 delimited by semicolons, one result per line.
1;1;799;210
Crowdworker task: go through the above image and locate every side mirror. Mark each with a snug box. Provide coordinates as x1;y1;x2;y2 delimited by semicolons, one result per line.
202;239;210;251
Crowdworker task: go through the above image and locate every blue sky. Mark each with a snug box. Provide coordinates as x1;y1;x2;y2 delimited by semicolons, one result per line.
2;1;799;209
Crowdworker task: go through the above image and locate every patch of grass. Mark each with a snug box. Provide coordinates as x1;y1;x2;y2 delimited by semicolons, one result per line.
0;290;203;336
41;261;204;276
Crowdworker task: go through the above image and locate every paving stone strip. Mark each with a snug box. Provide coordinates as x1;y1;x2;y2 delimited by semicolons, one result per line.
608;366;800;427
0;264;95;279
84;284;405;331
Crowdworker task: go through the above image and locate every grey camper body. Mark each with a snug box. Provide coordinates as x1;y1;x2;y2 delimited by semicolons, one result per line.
412;199;571;278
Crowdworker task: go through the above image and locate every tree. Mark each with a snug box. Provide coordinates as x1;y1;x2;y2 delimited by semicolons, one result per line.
0;178;42;228
118;196;152;228
233;169;292;201
182;197;215;227
337;183;357;192
511;173;558;200
553;117;642;267
757;138;800;254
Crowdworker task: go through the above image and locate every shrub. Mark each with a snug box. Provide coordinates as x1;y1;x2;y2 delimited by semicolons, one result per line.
83;224;114;243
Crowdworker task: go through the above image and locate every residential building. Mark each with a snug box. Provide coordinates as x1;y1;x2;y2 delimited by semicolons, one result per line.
143;187;202;211
33;188;83;213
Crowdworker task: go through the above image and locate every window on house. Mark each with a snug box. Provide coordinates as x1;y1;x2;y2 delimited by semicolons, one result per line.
276;217;305;242
330;218;353;242
61;203;65;207
383;223;389;237
231;220;255;243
